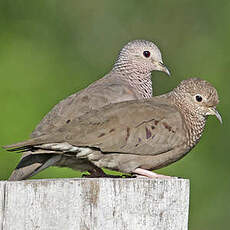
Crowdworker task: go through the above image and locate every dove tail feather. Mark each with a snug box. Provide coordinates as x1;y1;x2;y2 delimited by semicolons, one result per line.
8;153;61;181
3;133;59;150
6;146;32;153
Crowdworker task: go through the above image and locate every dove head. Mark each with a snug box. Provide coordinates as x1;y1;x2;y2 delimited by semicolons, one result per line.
173;78;222;123
113;40;170;76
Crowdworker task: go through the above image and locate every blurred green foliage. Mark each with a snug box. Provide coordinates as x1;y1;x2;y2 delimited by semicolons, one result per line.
0;1;229;229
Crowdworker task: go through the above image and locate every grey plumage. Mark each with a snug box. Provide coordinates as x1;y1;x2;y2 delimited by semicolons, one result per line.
6;39;170;180
5;78;221;179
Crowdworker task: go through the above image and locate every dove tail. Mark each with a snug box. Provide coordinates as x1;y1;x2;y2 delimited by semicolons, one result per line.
8;152;61;181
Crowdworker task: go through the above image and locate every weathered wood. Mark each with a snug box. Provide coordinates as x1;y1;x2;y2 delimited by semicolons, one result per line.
0;178;189;230
0;181;6;230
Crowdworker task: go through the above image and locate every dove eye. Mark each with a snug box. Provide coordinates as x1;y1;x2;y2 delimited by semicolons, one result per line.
195;95;203;102
143;51;151;58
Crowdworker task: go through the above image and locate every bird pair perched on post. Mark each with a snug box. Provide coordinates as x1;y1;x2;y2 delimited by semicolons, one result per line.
4;40;222;180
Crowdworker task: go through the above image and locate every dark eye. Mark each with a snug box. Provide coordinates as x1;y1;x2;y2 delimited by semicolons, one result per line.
143;51;151;58
195;95;203;102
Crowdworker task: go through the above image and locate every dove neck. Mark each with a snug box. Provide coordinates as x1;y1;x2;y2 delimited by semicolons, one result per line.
169;91;206;148
112;66;152;99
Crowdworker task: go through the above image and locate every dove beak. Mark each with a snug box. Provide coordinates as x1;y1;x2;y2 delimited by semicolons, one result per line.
207;107;222;124
154;61;171;76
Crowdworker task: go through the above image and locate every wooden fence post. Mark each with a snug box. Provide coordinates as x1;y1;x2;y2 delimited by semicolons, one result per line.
0;178;189;230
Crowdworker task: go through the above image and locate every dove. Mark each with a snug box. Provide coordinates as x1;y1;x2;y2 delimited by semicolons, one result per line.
6;39;170;180
5;78;221;179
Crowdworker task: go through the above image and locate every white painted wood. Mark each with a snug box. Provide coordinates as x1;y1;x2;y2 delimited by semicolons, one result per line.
0;181;6;230
0;178;189;230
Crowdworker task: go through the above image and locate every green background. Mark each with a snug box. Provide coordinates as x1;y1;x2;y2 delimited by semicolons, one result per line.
0;1;229;229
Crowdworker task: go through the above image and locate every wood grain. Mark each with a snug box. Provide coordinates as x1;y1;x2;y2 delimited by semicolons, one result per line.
0;178;189;230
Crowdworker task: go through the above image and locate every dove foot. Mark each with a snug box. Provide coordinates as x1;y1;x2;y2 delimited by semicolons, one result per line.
85;167;108;177
82;173;124;178
82;167;134;178
82;167;123;178
133;168;172;179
